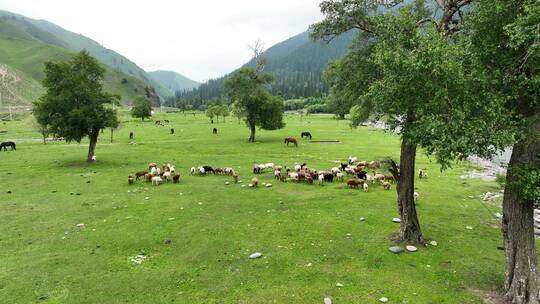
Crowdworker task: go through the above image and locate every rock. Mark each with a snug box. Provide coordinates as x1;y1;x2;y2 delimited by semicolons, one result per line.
389;246;404;254
129;254;147;265
534;209;540;216
466;226;473;230
335;283;344;287
164;240;172;245
406;245;418;252
379;297;389;303
359;217;365;221
495;213;503;219
248;184;253;188
324;296;332;304
76;223;85;228
266;184;273;188
225;182;230;185
241;185;246;188
392;218;401;223
429;240;438;246
249;252;262;259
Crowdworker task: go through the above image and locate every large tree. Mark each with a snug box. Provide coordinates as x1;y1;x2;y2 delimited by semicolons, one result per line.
131;96;153;121
224;41;285;142
465;0;540;302
34;51;119;162
311;0;502;243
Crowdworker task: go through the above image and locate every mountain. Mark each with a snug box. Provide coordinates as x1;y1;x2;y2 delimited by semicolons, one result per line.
174;30;356;103
148;70;200;93
0;10;173;100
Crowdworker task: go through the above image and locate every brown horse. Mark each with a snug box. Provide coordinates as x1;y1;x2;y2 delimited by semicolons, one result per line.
284;137;298;147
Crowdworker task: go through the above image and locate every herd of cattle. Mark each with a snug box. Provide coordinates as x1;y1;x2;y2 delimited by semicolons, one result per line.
129;156;428;193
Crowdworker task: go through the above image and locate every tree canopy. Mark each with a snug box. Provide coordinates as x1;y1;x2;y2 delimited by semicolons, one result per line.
131;95;153;121
33;50;119;162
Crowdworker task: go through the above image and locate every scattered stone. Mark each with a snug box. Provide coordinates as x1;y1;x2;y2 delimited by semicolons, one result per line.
225;182;230;185
324;296;332;304
145;197;150;200
306;262;312;267
406;245;418;252
389;246;404;254
241;185;246;188
429;240;438;246
335;283;344;287
379;297;389;303
129;254;147;265
392;218;401;223
359;217;365;221
249;252;262;259
76;223;85;228
495;213;503;219
248;184;254;188
164;240;172;245
466;226;473;230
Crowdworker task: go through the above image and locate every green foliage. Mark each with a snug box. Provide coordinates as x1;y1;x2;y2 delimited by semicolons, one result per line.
131;96;153;121
224;68;285;139
306;103;328;114
33;51;119;143
349;104;370;128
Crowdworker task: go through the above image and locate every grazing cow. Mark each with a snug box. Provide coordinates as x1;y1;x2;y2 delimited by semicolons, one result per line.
171;128;175;134
148;163;157;170
251;177;259;188
0;141;16;151
284;137;298;147
323;173;334;183
128;175;134;185
301;132;312;140
173;174;181;184
348;156;357;165
215;168;224;175
135;171;148;181
368;161;381;170
213;128;218;134
155;121;162;125
164;120;170;124
152;176;163;186
279;175;287;182
274;169;281;180
336;172;345;182
305;175;314;185
384;175;395;183
145;173;154;183
318;174;324;186
340;163;348;170
383;182;392;190
233;173;239;184
129;132;134;140
347;178;363;189
363;182;369;192
419;169;428;179
202;166;215;174
356;171;368;181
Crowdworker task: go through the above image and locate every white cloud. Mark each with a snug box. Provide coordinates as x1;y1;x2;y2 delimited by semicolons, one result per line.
0;0;323;82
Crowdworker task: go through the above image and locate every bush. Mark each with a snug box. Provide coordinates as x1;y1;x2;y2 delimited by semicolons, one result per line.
306;104;328;114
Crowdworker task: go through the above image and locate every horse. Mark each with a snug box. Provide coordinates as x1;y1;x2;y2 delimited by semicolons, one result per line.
284;137;298;147
0;141;16;151
213;128;218;134
301;132;312;140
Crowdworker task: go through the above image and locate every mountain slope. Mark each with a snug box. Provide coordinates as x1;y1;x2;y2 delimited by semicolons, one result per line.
175;29;356;102
0;21;148;106
148;70;199;93
0;10;173;98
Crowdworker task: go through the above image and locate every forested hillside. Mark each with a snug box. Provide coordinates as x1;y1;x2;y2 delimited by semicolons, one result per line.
148;70;200;93
174;30;356;103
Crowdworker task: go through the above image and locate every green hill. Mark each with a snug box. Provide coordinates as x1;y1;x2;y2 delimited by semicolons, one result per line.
148;70;200;93
0;10;173;98
0;21;148;106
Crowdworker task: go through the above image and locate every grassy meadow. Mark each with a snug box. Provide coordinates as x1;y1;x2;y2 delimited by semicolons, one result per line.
0;112;511;303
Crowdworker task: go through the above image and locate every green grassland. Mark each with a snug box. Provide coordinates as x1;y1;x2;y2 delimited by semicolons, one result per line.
0;113;511;303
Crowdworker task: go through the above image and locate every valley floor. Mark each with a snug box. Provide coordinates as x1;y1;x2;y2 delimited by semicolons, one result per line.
0;113;514;303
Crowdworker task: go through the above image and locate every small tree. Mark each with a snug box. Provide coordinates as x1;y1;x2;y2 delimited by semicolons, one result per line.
131;96;152;121
219;104;230;122
231;101;245;124
205;105;217;122
30;116;49;145
33;51;119;162
224;41;285;142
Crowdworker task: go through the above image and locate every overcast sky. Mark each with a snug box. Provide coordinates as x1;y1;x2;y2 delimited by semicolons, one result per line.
0;0;323;82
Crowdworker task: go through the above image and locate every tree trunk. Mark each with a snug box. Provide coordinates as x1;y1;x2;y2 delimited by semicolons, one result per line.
249;123;256;143
87;129;99;162
42;133;47;145
396;139;424;244
502;114;540;304
110;128;114;143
